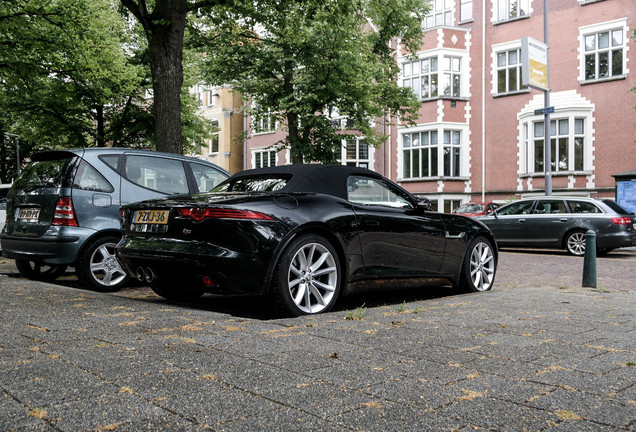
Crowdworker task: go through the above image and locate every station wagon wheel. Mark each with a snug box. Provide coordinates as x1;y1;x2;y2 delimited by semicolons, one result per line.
15;259;68;282
460;236;496;292
565;230;586;256
76;236;129;291
274;234;342;316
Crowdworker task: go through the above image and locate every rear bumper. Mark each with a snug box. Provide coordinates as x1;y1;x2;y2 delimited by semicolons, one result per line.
597;231;636;249
0;228;89;264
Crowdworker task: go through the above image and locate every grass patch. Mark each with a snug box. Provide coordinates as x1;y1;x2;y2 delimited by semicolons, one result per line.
345;304;367;320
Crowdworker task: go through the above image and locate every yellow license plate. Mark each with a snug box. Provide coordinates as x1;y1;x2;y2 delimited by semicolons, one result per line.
133;209;169;224
19;208;40;220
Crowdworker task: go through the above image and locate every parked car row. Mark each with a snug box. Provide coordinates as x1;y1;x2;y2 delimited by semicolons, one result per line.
2;147;633;316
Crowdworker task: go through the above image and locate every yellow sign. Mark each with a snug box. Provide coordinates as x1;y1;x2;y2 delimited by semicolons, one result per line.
522;37;549;91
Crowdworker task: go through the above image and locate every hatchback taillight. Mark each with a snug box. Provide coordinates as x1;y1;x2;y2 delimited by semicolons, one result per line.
611;217;632;225
52;197;79;226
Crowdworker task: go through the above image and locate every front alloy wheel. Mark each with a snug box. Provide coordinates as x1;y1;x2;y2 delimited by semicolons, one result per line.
461;236;496;292
275;235;341;316
566;231;586;256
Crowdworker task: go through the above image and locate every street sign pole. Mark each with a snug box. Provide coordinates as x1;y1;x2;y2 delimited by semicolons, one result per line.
543;0;551;196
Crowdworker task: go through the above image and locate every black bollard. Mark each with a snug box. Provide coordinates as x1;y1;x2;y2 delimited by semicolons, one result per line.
582;229;597;288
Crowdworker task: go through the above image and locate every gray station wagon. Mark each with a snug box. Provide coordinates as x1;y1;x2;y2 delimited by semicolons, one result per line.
0;148;229;290
476;196;635;256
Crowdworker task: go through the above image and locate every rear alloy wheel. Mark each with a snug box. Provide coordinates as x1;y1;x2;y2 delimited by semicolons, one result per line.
15;259;68;282
460;236;496;292
274;234;341;316
565;230;586;256
76;236;129;291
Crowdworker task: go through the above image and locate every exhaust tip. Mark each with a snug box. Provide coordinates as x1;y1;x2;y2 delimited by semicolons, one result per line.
144;267;155;283
136;267;145;282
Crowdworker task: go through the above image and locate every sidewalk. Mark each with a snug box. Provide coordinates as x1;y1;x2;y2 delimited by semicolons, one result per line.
0;250;634;431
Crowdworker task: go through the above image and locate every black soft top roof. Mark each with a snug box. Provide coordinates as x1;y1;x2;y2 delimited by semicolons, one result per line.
227;164;385;200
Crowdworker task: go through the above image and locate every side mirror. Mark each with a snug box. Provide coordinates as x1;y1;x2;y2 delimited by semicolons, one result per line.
415;196;432;211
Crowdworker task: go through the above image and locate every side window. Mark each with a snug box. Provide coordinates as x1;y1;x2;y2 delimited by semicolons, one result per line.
99;155;120;173
533;200;566;214
73;160;114;192
347;176;413;209
189;162;227;192
498;200;534;215
124;156;188;195
568;200;601;214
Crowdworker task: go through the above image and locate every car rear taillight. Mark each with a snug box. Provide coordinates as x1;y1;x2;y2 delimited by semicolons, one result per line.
52;197;79;226
177;208;274;222
611;217;632;225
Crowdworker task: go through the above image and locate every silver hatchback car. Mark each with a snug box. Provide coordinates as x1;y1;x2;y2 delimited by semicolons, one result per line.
477;196;635;256
1;148;229;290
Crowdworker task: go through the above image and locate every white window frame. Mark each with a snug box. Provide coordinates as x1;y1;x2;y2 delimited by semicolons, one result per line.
208;120;219;155
491;41;529;95
398;124;469;180
252;148;277;169
341;137;372;169
400;50;468;100
578;19;628;83
492;0;531;23
424;0;454;29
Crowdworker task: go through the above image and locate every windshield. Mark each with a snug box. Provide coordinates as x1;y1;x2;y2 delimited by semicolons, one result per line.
455;203;485;213
212;174;292;192
13;157;76;189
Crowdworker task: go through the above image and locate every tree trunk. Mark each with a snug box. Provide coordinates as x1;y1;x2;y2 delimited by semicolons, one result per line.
146;1;187;155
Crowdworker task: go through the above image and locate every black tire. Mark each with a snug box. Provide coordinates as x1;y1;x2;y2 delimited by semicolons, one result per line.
15;259;68;282
75;236;129;291
272;234;342;316
565;230;586;256
150;284;204;302
459;236;497;293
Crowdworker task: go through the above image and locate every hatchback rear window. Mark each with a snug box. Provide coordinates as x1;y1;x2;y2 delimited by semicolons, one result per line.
13;157;76;189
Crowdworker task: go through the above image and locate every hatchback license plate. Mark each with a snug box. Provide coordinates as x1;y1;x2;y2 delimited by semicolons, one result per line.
18;208;40;220
133;209;169;224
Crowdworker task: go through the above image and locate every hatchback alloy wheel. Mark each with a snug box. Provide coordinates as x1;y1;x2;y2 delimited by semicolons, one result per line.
77;236;129;291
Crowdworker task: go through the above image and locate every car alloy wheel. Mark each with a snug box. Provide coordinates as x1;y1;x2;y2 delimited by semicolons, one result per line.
566;231;586;256
15;259;68;282
275;234;341;315
77;236;129;291
461;236;496;292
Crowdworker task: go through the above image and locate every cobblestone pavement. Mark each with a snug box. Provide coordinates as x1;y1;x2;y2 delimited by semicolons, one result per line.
0;248;634;431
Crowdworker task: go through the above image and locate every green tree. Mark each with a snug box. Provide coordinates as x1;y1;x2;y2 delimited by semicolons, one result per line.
119;0;228;155
194;0;428;164
0;0;152;181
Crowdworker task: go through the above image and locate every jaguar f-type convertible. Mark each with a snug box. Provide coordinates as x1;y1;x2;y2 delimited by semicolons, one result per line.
117;165;497;315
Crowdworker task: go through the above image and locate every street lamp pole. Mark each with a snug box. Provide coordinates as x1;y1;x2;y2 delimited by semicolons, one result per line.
543;0;552;196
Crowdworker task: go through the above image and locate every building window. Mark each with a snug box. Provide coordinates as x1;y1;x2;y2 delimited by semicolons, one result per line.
496;0;529;21
403;131;438;179
253;105;277;134
402;57;438;99
460;0;472;21
444;199;462;213
343;138;369;168
496;48;528;94
208;121;219;154
206;91;217;107
254;149;277;168
583;27;624;81
443;56;461;97
424;0;453;28
443;130;461;177
528;118;585;173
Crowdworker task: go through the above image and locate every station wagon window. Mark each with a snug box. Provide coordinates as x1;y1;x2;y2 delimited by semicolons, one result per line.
73;160;113;192
567;200;601;214
124;155;188;195
188;162;227;192
498;200;534;215
347;176;412;209
533;200;566;214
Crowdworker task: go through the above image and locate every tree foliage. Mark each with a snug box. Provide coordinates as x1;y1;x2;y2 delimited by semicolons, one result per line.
193;0;429;164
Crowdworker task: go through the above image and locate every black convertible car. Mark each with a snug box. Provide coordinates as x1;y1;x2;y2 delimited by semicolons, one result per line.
117;165;497;315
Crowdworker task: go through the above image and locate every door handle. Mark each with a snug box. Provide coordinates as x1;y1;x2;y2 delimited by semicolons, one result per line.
518;219;526;223
364;220;380;226
560;218;568;222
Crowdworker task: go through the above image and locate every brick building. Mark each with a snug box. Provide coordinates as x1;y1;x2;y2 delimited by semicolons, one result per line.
240;0;635;212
